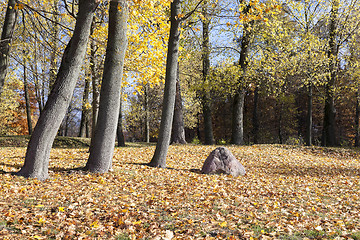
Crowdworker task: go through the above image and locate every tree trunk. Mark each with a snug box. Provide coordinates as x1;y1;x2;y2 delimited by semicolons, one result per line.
231;89;246;145
231;22;251;145
117;90;125;147
278;101;283;144
321;0;339;147
148;0;181;168
79;76;91;137
305;82;313;146
252;86;259;144
171;63;186;144
85;0;128;173
23;52;33;135
355;88;359;147
16;0;99;180
144;83;150;143
201;3;214;145
0;0;17;97
49;1;59;92
90;21;100;139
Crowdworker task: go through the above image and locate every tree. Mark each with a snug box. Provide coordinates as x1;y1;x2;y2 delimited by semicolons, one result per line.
85;0;128;173
148;0;182;168
0;0;17;98
16;0;99;180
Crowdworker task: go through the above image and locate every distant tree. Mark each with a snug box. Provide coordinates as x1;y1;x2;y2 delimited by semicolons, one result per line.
85;0;128;173
0;0;17;98
16;0;100;180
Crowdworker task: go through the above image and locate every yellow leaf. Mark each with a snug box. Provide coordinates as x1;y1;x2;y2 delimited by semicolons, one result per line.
58;207;65;212
90;220;99;228
219;221;227;227
133;220;142;225
38;217;45;224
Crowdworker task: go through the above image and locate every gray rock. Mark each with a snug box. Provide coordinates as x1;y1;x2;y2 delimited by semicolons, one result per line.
201;147;246;177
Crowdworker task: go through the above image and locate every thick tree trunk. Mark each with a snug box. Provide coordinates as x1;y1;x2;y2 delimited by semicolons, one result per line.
79;76;91;138
231;22;251;145
201;3;214;145
321;0;338;147
252;86;259;144
171;63;186;144
231;90;246;145
355;89;359;147
305;83;313;146
23;53;33;135
117;91;125;147
16;0;99;180
0;0;17;97
148;0;181;168
85;0;128;173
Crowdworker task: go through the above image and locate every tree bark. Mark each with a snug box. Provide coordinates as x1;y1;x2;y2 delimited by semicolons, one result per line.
16;0;99;180
79;76;91;138
144;83;150;143
49;1;59;92
85;0;128;173
117;90;125;147
252;86;259;144
171;63;187;144
23;52;33;135
355;88;359;147
90;21;100;139
148;0;181;168
305;82;313;146
321;0;339;147
231;22;251;145
0;0;17;97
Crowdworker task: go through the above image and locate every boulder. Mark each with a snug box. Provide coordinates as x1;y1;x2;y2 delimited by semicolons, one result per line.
201;147;246;177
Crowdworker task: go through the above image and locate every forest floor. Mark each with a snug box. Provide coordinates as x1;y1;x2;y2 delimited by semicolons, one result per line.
0;140;359;239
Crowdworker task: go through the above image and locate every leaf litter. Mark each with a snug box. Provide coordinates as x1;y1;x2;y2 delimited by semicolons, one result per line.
0;144;359;239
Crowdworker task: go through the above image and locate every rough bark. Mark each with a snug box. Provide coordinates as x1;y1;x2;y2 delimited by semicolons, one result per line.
252;86;259;144
85;0;128;173
355;89;359;147
0;0;17;97
321;0;339;147
16;0;99;180
144;83;150;143
23;53;33;135
305;83;313;146
148;0;181;168
171;63;186;144
79;76;91;138
201;3;214;145
231;22;251;145
90;21;100;139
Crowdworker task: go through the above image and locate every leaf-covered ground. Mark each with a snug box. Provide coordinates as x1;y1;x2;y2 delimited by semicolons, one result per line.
0;144;359;239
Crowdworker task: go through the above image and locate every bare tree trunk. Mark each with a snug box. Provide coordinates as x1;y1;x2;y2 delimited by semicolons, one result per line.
355;88;359;147
171;63;186;144
79;76;91;137
144;83;150;143
322;0;339;147
0;0;17;97
305;82;313;146
148;0;181;168
16;0;99;180
90;23;100;139
252;86;259;144
49;1;59;92
117;90;125;147
85;0;128;173
23;52;33;135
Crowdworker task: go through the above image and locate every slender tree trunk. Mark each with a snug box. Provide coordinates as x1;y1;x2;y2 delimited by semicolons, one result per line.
355;88;359;147
79;76;91;137
85;0;128;173
117;90;125;147
322;0;339;147
278;101;283;144
0;0;17;97
91;38;100;139
201;3;214;145
49;1;59;92
231;22;251;145
306;82;313;146
144;83;150;143
252;86;259;144
171;63;186;144
148;0;181;168
16;0;99;180
23;52;33;135
31;34;44;114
